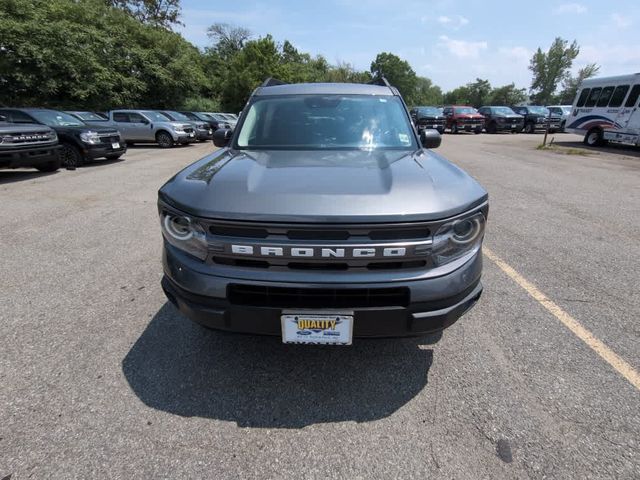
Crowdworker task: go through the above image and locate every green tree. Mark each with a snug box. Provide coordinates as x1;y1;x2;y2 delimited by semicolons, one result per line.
529;37;580;104
466;78;492;108
370;52;418;102
0;0;209;109
219;35;283;111
107;0;183;29
557;63;600;104
488;83;527;106
443;86;471;105
323;61;371;83
412;76;442;106
206;23;252;59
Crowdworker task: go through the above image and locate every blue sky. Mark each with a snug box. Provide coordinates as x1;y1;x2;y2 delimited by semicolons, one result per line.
179;0;639;91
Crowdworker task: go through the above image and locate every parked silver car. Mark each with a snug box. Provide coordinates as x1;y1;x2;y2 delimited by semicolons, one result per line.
107;110;196;147
546;105;572;132
159;111;213;141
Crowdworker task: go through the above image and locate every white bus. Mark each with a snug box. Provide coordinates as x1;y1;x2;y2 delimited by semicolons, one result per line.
567;73;640;147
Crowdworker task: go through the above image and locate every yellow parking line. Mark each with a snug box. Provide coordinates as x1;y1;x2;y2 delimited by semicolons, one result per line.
483;246;640;391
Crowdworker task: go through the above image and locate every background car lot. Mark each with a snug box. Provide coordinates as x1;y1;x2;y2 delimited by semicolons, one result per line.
1;135;638;479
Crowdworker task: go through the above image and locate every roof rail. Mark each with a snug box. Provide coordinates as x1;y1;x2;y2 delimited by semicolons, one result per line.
261;78;287;87
368;76;392;88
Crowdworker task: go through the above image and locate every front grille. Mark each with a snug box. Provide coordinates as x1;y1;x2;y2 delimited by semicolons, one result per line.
183;127;194;133
99;134;120;144
460;118;481;124
201;219;435;272
1;132;53;145
228;284;410;308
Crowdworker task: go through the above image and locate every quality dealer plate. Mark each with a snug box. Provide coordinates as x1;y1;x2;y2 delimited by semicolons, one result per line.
111;142;120;149
281;311;353;345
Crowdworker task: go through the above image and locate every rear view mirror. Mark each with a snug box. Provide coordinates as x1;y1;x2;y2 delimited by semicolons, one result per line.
213;128;233;147
420;129;441;149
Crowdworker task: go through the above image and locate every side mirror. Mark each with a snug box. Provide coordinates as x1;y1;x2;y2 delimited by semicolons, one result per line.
420;129;441;149
213;128;233;147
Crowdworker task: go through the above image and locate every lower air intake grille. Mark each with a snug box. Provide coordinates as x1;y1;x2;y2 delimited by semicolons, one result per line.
228;284;410;308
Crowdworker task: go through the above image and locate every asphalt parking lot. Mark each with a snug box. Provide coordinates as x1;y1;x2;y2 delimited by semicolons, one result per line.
1;134;639;479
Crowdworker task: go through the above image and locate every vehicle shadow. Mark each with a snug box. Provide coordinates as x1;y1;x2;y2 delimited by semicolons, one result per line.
125;143;196;149
0;170;59;185
82;157;126;168
552;139;640;159
122;302;439;428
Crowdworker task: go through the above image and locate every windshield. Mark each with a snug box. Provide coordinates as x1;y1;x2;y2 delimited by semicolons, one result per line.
165;111;190;121
31;111;85;127
494;107;516;115
143;111;171;122
528;106;549;115
236;95;417;150
74;112;106;121
454;107;477;114
417;107;442;116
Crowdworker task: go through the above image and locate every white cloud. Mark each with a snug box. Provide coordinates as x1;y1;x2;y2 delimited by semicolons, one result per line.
437;36;487;58
610;13;632;28
498;46;531;63
552;3;587;15
436;15;469;29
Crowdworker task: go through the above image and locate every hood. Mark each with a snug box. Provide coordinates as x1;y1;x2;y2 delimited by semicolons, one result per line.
159;148;488;223
0;122;53;134
496;113;524;119
167;122;192;129
456;113;484;119
52;124;119;135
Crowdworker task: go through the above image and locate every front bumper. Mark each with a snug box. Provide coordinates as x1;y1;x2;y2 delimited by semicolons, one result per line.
84;143;127;160
495;122;524;131
196;129;213;141
0;144;61;169
174;132;198;144
161;242;484;338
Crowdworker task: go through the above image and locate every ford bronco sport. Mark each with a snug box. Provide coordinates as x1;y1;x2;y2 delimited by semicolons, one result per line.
158;79;488;345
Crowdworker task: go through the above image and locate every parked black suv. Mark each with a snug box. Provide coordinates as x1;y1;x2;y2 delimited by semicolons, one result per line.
0;118;61;172
178;111;229;132
477;106;524;133
510;106;561;133
0;109;126;168
159;79;488;344
409;106;446;134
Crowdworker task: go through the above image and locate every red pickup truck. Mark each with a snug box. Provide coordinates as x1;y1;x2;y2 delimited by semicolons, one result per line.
442;105;485;134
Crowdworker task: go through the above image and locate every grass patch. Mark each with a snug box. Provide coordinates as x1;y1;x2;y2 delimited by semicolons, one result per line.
536;141;596;156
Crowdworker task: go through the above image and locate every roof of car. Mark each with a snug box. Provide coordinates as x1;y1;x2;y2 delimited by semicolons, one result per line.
253;82;395;96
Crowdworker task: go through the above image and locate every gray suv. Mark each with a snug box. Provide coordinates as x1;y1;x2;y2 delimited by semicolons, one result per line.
107;110;196;147
158;79;488;345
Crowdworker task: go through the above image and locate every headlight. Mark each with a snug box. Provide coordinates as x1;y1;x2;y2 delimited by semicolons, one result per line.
79;131;101;144
431;212;485;266
160;212;208;260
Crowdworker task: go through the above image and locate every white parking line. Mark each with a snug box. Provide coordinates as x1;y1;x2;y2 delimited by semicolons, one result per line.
484;246;640;391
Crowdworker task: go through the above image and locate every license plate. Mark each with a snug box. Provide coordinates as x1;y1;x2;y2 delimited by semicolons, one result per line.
189;133;195;137
281;311;353;345
111;142;120;149
511;124;516;128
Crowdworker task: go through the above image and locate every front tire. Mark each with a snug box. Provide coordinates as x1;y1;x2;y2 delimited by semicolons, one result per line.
584;128;605;147
524;122;535;134
156;131;174;148
60;144;84;169
451;123;459;134
486;122;497;134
